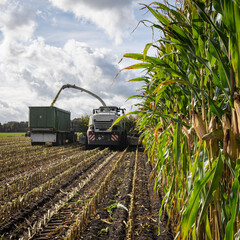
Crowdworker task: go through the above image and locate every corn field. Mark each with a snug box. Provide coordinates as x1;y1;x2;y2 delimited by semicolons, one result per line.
122;0;240;239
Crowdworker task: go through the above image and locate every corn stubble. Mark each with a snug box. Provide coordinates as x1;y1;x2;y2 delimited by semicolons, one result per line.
122;0;240;239
64;149;128;239
24;151;117;240
0;148;109;224
126;148;139;240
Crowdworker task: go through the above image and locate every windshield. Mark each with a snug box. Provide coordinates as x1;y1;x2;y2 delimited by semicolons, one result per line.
98;107;118;113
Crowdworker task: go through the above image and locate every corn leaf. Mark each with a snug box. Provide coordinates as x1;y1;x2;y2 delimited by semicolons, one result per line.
209;39;230;90
173;117;181;175
224;159;240;240
124;63;153;70
202;130;224;140
208;96;225;119
157;79;190;87
143;43;153;60
124;53;170;67
128;77;150;83
144;4;170;26
110;111;142;129
182;168;214;239
197;153;224;228
192;0;228;55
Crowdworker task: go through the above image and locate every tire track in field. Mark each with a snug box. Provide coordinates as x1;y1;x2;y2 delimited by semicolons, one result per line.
132;152;173;240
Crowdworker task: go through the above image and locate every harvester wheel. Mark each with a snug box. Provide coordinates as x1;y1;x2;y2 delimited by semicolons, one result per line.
84;136;89;150
119;131;127;150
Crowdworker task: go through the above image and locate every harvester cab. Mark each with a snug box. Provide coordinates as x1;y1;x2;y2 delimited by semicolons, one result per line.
86;106;127;148
93;106;125;115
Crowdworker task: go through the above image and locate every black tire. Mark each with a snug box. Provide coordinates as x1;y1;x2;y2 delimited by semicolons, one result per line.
53;133;61;146
62;133;66;145
119;131;127;150
68;133;74;144
59;133;62;146
85;136;89;150
31;142;44;146
74;134;77;143
68;136;73;144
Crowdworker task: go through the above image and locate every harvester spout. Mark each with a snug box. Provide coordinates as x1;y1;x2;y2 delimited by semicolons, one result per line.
50;84;106;107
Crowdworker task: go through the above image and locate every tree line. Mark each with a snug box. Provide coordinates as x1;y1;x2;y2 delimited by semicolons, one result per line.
0;115;137;133
0;121;28;133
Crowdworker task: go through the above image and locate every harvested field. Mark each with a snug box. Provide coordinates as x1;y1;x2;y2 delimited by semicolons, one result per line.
0;136;173;239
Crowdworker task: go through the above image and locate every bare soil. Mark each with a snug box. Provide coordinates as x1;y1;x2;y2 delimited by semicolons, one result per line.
79;150;173;240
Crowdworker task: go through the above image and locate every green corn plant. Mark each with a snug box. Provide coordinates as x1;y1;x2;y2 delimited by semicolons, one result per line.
121;0;240;239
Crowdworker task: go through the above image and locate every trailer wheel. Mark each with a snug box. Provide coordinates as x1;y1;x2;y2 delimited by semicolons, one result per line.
74;134;77;143
62;134;66;145
31;142;44;146
59;134;63;146
68;134;72;143
53;133;62;146
68;133;75;144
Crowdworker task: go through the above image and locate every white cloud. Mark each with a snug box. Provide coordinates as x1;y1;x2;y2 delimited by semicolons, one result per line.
0;0;8;6
0;0;142;123
0;1;36;43
0;36;138;122
48;0;137;44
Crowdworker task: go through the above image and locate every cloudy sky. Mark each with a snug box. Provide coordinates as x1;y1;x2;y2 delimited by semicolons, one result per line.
0;0;159;123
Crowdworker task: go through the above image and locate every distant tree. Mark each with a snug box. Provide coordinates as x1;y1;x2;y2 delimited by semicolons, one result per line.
0;121;28;132
125;115;138;136
19;121;28;132
71;115;89;132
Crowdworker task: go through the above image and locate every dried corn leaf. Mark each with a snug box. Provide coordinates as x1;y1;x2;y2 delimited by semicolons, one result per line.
192;111;206;140
231;108;239;135
234;97;240;133
202;130;223;140
222;113;231;155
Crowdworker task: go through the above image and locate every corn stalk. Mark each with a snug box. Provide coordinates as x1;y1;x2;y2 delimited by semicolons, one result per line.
121;0;240;238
